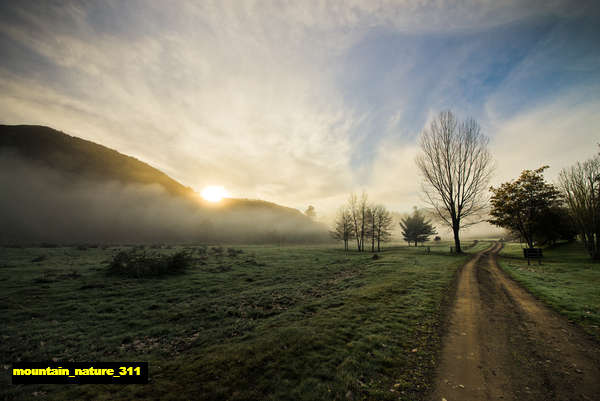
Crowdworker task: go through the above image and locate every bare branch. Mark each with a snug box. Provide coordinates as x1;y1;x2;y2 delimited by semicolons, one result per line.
415;110;493;253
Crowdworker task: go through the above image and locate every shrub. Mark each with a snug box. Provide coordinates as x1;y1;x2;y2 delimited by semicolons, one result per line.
211;246;224;256
227;247;244;257
106;250;192;278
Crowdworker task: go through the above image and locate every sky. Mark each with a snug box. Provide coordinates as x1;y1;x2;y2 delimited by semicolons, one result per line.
1;0;599;224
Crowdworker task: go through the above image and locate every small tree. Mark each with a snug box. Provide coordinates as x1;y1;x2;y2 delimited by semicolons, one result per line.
559;155;600;260
305;205;316;220
372;205;393;252
348;192;369;252
330;207;354;251
489;166;561;248
399;208;437;247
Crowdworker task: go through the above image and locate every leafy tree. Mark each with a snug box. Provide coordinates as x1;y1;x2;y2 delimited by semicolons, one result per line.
330;207;354;251
416;111;493;253
559;155;600;260
399;208;437;247
489;166;561;248
534;205;577;246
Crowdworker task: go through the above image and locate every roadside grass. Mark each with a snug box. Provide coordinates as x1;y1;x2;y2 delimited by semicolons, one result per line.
498;241;600;341
1;242;486;400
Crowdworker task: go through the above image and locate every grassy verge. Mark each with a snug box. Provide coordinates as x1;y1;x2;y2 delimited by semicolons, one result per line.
1;242;483;400
498;241;600;341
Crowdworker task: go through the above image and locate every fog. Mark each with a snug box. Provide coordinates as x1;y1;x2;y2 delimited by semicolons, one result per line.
0;153;329;245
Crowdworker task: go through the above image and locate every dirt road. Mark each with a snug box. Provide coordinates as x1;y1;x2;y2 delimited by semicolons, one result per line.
430;243;600;401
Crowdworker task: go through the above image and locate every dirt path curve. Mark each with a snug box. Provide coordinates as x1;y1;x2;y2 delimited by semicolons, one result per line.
430;242;600;401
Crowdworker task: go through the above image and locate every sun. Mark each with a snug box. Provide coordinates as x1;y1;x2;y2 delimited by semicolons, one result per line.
201;186;228;202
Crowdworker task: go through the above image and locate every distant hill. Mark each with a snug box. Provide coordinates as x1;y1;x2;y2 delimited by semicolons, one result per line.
0;125;328;244
0;125;194;198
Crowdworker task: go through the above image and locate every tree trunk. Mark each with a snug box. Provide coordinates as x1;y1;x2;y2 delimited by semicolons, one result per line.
371;233;375;252
453;225;462;253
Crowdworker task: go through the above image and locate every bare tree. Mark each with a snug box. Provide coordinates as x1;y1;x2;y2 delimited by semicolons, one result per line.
372;205;393;252
330;206;354;251
559;155;600;260
367;206;376;252
416;111;493;253
348;192;369;252
359;193;369;252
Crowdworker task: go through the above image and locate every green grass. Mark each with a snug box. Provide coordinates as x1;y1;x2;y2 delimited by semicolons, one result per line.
1;242;486;400
498;241;600;341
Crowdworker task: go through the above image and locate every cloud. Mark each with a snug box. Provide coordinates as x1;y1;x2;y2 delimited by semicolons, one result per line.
489;89;600;185
0;0;598;219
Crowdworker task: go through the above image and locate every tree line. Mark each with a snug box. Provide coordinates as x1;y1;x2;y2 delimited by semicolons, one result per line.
331;109;599;260
414;110;599;260
330;193;394;252
331;196;439;251
489;157;600;260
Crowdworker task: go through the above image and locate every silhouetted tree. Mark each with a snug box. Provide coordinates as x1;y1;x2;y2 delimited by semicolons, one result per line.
330;206;354;251
348;192;369;252
305;205;316;219
399;208;437;246
372;205;393;251
416;111;493;253
367;207;376;252
535;205;577;246
559;155;600;260
489;166;561;248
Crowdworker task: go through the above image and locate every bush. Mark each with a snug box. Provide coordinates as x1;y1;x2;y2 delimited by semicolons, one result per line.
211;246;224;256
227;247;244;257
106;250;192;278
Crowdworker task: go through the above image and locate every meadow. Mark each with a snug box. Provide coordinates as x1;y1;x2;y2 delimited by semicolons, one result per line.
498;241;600;341
1;241;488;401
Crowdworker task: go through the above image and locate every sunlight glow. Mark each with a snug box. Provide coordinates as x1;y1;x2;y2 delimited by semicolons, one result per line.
201;186;228;202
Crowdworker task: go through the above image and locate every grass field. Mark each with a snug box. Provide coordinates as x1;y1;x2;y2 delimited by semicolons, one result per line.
498;241;600;341
1;241;487;400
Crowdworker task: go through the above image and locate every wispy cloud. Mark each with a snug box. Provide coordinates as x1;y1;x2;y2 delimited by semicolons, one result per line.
0;0;598;216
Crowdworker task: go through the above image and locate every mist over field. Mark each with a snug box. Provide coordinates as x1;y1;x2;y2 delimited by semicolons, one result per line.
0;152;328;244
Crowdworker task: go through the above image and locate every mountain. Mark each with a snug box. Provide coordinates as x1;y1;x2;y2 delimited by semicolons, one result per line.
0;125;328;244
